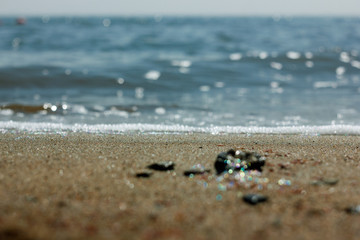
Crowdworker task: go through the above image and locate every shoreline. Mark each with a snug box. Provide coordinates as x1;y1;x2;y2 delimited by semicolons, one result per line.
2;121;360;135
1;133;360;239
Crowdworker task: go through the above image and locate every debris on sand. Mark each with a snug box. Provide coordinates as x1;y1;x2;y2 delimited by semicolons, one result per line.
147;161;175;171
345;205;360;215
135;171;153;178
184;164;211;177
243;194;268;205
311;178;339;186
215;149;266;174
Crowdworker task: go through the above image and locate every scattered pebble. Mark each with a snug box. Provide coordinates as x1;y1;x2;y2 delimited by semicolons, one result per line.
184;164;210;177
147;161;175;171
213;149;269;191
183;169;210;177
345;205;360;215
322;178;339;185
214;149;266;174
214;151;229;174
135;171;153;178
243;194;268;205
311;178;339;186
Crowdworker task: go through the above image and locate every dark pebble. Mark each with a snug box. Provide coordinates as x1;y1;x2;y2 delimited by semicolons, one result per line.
135;171;153;178
214;152;229;174
345;205;360;214
247;157;266;172
243;194;268;205
214;149;266;174
227;149;236;157
147;161;175;171
322;178;339;185
183;169;211;177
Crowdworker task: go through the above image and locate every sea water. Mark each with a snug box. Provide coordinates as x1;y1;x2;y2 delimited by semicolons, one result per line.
0;16;359;134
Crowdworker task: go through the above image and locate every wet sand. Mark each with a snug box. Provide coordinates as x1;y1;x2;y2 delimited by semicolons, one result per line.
0;133;360;240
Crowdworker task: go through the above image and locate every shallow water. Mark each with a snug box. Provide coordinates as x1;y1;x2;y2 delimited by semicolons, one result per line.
0;16;360;134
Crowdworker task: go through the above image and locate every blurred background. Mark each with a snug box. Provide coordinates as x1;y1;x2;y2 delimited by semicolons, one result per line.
0;1;359;131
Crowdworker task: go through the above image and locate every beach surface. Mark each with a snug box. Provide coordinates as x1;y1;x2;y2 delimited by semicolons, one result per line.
0;133;360;240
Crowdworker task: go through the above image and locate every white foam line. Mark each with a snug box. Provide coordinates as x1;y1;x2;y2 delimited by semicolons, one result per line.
0;121;360;135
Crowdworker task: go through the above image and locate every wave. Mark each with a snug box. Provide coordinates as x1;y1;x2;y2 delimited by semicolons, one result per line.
0;66;120;89
1;121;359;135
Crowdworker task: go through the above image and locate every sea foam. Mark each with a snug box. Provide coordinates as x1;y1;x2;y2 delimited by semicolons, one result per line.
1;121;359;135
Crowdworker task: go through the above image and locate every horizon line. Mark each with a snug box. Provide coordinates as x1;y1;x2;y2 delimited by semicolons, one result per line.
1;13;360;18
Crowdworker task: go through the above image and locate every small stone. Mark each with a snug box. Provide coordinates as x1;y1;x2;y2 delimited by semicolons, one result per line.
243;194;268;205
183;169;211;177
147;161;175;171
311;181;323;186
135;171;153;178
322;178;339;186
214;149;266;174
311;178;339;186
214;152;229;174
237;151;266;172
345;205;360;214
246;157;266;172
227;149;236;157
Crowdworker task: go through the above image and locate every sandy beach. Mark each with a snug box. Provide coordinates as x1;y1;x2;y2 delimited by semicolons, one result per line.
0;132;360;240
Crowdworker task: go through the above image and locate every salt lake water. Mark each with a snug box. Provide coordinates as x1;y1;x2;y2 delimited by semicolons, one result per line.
0;16;360;134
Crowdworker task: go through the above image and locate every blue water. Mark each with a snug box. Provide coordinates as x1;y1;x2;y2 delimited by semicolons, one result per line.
0;16;360;134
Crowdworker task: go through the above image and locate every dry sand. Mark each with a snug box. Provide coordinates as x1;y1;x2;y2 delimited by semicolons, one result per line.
0;133;360;240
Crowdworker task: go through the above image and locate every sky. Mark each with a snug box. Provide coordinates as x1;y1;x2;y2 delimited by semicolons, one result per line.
1;0;360;16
